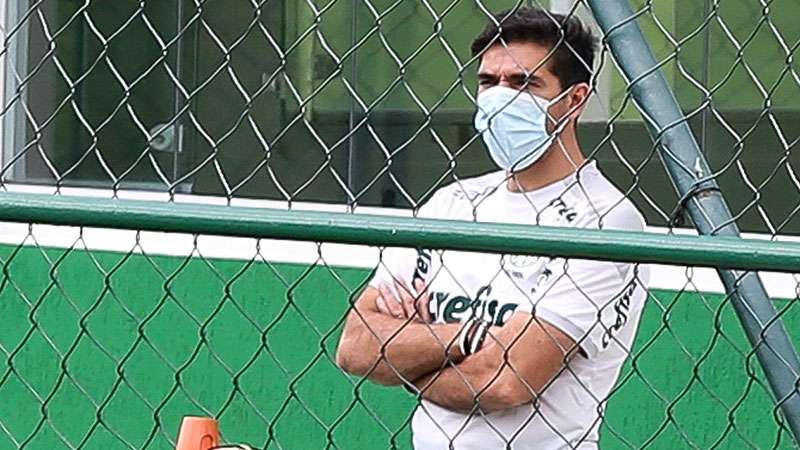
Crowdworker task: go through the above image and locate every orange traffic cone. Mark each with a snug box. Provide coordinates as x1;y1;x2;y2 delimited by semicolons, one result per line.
175;416;221;450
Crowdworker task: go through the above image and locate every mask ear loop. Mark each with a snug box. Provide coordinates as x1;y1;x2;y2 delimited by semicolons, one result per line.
547;86;580;163
553;85;596;172
544;87;576;134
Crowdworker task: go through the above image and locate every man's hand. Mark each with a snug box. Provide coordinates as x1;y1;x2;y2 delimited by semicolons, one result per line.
375;277;432;323
336;285;461;386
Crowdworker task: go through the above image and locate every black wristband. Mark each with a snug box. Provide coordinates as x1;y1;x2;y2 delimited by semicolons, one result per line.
470;320;490;354
458;317;477;356
462;317;485;356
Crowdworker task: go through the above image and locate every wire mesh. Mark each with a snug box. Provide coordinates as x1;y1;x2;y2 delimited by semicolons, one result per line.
0;0;799;449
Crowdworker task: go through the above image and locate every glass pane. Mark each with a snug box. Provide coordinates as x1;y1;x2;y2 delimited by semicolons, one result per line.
6;1;185;189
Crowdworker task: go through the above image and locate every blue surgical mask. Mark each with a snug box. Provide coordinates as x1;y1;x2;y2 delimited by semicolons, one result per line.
474;86;570;172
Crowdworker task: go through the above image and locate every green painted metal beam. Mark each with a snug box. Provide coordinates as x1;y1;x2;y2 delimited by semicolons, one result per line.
0;191;798;273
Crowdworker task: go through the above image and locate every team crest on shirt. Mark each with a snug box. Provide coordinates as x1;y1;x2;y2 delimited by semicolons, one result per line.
504;255;541;280
507;255;538;268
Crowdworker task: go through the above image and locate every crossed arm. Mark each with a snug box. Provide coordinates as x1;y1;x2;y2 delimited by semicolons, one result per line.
336;282;465;385
336;281;580;412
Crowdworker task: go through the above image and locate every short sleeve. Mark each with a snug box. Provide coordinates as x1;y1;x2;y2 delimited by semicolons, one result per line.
368;247;421;289
516;257;647;359
367;192;442;290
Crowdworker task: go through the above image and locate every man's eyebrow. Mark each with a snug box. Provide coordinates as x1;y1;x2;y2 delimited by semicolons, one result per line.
477;71;544;85
506;72;543;84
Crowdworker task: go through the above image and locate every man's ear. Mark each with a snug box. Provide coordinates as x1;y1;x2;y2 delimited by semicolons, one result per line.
567;82;591;119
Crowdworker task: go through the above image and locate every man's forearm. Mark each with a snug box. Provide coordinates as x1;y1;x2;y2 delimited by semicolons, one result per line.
413;314;574;413
338;298;464;385
413;355;515;413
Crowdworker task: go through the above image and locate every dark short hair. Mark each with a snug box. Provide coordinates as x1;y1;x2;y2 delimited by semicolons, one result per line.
471;7;598;89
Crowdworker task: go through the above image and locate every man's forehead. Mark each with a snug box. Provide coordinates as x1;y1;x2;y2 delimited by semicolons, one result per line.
478;42;553;76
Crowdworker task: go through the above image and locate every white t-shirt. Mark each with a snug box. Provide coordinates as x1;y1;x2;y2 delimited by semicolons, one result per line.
369;162;649;450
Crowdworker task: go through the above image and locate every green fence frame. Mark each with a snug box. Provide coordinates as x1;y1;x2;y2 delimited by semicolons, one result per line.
0;192;799;272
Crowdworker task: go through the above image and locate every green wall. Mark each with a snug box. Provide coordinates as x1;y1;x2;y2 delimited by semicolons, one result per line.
0;244;797;449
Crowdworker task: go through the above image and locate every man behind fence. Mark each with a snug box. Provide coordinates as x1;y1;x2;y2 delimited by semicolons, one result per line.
336;7;649;450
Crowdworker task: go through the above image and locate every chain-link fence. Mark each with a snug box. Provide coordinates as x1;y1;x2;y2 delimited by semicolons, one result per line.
1;222;797;449
0;0;799;449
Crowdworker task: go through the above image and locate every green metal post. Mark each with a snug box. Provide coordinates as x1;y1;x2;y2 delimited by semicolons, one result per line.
586;0;800;443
